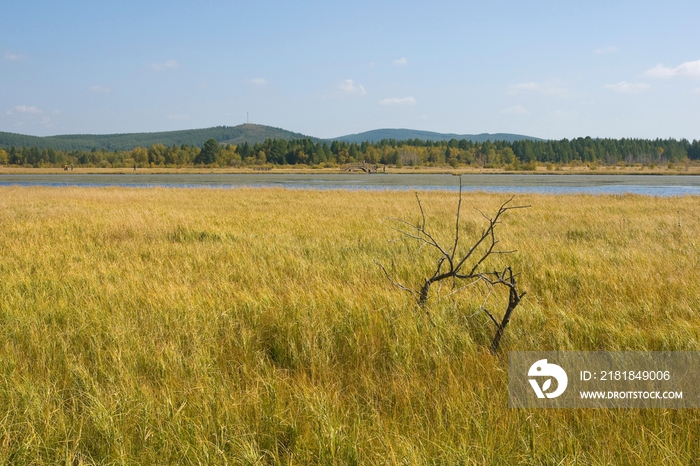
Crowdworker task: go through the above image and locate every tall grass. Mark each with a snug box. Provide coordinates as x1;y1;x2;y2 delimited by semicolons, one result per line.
0;187;699;464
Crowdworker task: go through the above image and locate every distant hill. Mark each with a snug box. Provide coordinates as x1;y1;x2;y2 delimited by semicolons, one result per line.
0;124;541;152
218;124;316;145
330;128;542;144
0;124;314;152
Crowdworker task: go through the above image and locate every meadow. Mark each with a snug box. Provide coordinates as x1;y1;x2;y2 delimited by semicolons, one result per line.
0;186;699;464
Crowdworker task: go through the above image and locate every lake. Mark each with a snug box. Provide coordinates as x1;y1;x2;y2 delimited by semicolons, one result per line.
1;173;700;196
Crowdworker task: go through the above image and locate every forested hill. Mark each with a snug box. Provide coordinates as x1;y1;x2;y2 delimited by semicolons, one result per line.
3;124;699;169
0;124;314;152
0;124;539;151
331;129;542;144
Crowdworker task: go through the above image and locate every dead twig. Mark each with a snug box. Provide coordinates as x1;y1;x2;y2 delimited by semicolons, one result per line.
376;175;530;353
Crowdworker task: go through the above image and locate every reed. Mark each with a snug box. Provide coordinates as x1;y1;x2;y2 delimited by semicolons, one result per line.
0;186;698;464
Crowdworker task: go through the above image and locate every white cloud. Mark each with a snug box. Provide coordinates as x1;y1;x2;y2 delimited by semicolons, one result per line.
508;82;571;97
645;59;700;78
167;113;190;120
7;105;43;115
379;96;416;106
4;105;56;128
151;59;179;71
692;88;700;95
393;57;407;66
509;82;538;92
604;81;651;94
338;79;366;95
90;85;112;94
250;78;267;85
595;46;617;55
645;65;675;78
4;52;27;61
501;105;529;115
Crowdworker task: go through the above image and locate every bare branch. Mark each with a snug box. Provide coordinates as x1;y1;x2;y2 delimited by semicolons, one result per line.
451;176;463;262
386;217;424;233
482;307;500;328
442;278;481;298
473;207;492;223
415;192;426;231
390;215;452;261
465;227;499;277
390;227;432;244
480;280;494;304
377;187;530;353
375;260;417;299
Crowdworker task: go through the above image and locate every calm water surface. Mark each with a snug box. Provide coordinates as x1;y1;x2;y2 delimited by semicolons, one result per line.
1;173;700;196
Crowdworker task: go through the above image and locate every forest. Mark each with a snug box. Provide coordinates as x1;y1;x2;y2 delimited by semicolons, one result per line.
1;136;699;169
0;125;311;152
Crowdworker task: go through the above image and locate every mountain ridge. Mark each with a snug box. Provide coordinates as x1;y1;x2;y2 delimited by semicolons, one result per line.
0;124;540;152
0;124;314;152
331;128;542;143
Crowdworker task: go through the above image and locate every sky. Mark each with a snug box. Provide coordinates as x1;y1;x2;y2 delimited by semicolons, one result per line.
1;0;699;140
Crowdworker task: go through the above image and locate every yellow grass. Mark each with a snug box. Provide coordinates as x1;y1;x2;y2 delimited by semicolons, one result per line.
0;187;699;464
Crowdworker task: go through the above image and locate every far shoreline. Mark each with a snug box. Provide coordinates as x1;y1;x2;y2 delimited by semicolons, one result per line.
1;164;699;176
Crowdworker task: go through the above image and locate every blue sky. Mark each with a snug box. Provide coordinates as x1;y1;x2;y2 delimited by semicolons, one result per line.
1;0;699;140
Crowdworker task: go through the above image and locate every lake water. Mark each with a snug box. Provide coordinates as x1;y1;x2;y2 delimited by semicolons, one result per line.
1;173;700;196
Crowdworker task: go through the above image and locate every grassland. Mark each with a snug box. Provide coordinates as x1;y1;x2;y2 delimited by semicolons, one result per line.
0;187;699;464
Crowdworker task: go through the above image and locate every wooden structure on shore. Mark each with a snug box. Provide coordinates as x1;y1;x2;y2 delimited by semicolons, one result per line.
342;162;382;173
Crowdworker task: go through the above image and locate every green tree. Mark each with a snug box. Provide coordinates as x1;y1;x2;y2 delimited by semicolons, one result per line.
148;144;166;165
501;147;516;165
195;139;221;165
131;147;148;166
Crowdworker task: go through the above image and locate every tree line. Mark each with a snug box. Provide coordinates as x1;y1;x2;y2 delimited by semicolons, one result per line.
1;136;699;168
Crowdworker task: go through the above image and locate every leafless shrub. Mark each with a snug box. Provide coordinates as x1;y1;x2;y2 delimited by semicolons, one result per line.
377;178;529;353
